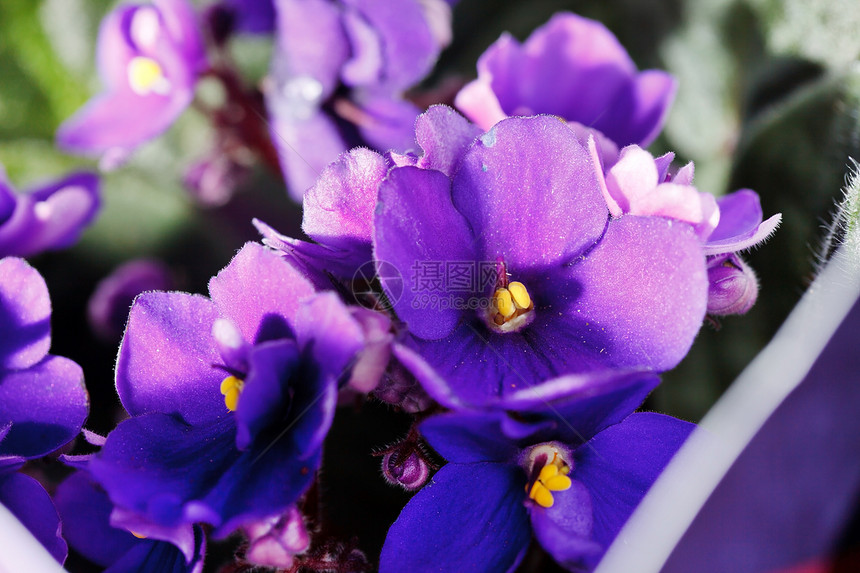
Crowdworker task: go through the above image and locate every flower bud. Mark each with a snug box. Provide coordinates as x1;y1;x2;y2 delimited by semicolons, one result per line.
706;253;758;316
244;506;310;568
381;445;432;491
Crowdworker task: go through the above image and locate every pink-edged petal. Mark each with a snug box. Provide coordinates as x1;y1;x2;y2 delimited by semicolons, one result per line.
208;242;316;344
0;257;51;370
374;166;476;340
565;216;708;371
453;115;608;270
116;291;225;425
0;355;87;459
454;76;508;132
302;147;388;251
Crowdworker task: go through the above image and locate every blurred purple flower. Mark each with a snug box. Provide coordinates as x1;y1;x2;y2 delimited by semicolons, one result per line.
89;243;365;536
0;257;90;562
0;168;100;258
265;0;450;199
455;12;676;151
243;505;310;568
87;258;174;342
380;371;693;572
54;470;206;573
57;0;207;164
375;115;709;408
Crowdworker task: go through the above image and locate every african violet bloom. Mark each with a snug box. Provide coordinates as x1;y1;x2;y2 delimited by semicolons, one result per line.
455;12;676;157
0;168;100;258
57;0;207;165
89;242;364;536
54;470;206;573
380;371;694;572
0;257;89;562
376;113;710;408
265;0;450;198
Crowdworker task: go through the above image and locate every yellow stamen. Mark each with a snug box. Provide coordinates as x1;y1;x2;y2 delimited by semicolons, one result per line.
487;279;535;332
508;281;531;310
130;531;147;539
220;375;244;412
127;56;170;95
493;288;515;319
527;450;572;508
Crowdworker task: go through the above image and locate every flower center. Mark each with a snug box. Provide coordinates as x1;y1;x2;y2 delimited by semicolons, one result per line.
523;444;573;508
220;375;245;412
127;56;171;96
487;280;535;333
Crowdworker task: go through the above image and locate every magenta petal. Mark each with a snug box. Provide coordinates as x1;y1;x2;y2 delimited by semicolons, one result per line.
380;462;531;573
565;216;707;371
302;147;388;253
0;355;87;459
116;291;225;425
453;116;608;269
208;242;315;344
0;257;51;370
374;166;476;340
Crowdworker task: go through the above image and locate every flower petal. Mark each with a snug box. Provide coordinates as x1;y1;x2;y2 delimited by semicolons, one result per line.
0;257;51;370
419;411;521;463
379;462;531;573
0;355;87;459
0;472;67;563
116;291;225;424
414;105;482;176
452;115;608;270
529;479;602;569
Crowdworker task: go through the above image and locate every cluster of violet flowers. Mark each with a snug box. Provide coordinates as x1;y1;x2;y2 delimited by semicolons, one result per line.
1;2;784;572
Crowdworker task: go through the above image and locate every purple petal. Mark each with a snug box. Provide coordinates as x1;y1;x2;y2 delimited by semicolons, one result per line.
0;172;100;258
607;69;677;148
0;472;66;563
208;242;315;344
573;413;693;568
453;115;607;270
340;7;383;85
223;0;276;34
0;174;16;224
703;189;782;255
54;471;138;567
294;292;365;377
419;411;521;463
379;462;531;573
374;166;476;339
154;0;208;73
564;215;708;371
530;480;602;569
352;91;421;153
302;147;388;256
0;355;87;459
116;291;225;425
234;339;301;450
0;257;51;370
414;105;482;176
110;507;203;567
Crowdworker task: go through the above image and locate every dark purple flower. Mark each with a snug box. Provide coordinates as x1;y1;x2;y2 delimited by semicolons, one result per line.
455;12;676;150
265;0;449;198
380;371;693;572
87;258;174;341
217;0;276;34
89;242;365;536
54;470;206;573
57;0;207;163
0;169;100;258
374;114;709;408
0;257;90;563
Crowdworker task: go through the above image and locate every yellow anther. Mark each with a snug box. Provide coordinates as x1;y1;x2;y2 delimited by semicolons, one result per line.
529;482;556;508
220;375;244;412
527;451;573;508
493;288;515;319
130;531;147;539
507;281;532;310
127;56;170;95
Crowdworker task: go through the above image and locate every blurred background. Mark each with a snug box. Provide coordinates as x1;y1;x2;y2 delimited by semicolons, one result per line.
2;0;859;570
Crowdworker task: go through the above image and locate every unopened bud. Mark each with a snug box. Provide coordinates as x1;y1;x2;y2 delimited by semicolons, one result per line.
706;253;758;316
381;446;432;491
244;506;310;568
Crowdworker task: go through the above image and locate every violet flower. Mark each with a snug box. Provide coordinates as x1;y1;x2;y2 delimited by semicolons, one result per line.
89;242;364;536
375;114;709;408
455;12;676;153
380;371;694;572
54;470;206;573
265;0;449;199
0;168;100;258
0;257;90;562
57;0;207;165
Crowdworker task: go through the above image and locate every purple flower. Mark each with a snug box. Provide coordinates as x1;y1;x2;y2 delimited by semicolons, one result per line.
380;372;694;572
374;114;709;407
0;168;100;258
89;242;365;536
265;0;449;198
57;0;207;164
0;257;90;562
54;470;206;573
455;12;676;150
